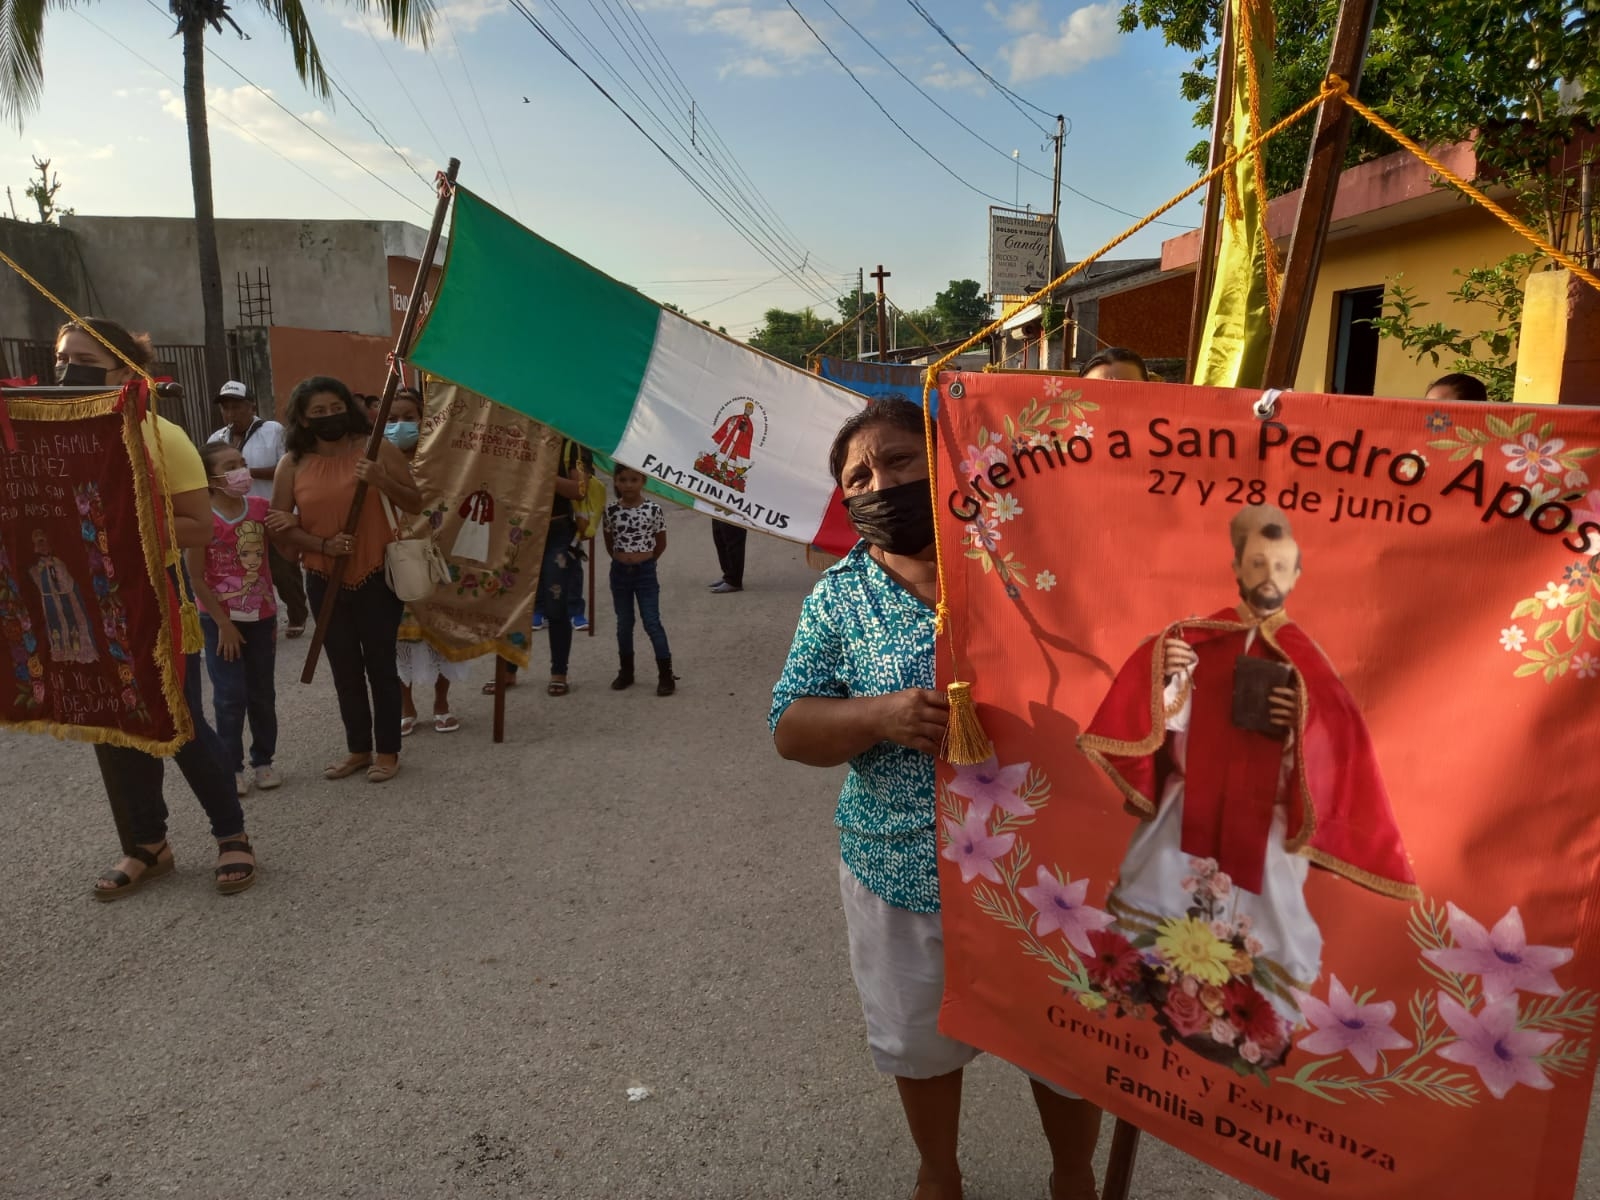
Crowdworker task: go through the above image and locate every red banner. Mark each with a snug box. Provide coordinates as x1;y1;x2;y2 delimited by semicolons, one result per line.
934;372;1600;1199
0;395;187;752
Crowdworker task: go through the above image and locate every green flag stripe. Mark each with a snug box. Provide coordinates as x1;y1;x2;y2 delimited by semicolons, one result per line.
409;187;660;450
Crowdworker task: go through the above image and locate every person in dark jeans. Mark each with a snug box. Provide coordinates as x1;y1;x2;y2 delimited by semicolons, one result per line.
489;440;593;696
711;519;746;594
603;465;674;696
53;314;256;901
268;375;420;783
304;571;404;759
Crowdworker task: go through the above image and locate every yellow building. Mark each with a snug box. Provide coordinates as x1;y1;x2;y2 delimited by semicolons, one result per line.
1120;142;1545;398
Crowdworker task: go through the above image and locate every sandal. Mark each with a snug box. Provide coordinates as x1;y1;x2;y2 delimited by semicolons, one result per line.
285;624;305;639
324;755;373;780
547;678;570;696
482;676;517;695
367;760;400;783
433;712;460;733
92;841;173;902
400;715;417;737
215;835;256;895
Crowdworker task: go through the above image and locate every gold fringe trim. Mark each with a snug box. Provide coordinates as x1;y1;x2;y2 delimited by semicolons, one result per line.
419;626;530;670
119;405;195;751
2;391;121;421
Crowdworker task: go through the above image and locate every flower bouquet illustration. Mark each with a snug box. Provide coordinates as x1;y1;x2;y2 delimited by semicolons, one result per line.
943;753;1595;1105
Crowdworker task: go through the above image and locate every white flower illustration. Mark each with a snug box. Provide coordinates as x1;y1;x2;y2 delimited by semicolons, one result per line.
1035;570;1057;591
987;493;1023;523
1499;626;1527;652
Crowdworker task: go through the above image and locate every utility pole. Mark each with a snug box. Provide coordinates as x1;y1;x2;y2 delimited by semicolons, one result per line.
870;264;891;360
1046;116;1065;368
857;266;866;360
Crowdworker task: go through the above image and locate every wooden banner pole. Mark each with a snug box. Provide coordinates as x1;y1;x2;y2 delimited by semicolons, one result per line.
1260;0;1379;388
300;157;460;685
586;534;596;638
492;656;507;744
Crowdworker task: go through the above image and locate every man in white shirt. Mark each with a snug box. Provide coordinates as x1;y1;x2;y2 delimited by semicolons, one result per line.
207;380;308;635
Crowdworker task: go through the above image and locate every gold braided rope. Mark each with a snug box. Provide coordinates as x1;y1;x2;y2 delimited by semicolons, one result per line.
1238;0;1283;318
919;75;1345;659
1338;90;1600;295
0;246;155;383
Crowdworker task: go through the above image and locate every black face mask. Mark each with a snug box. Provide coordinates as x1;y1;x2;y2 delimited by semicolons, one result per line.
307;413;348;442
55;361;109;386
843;480;935;556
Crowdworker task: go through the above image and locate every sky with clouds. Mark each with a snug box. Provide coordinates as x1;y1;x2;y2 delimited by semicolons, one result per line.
4;0;1207;338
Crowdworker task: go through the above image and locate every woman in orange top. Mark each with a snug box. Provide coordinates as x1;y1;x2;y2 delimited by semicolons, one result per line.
268;377;420;783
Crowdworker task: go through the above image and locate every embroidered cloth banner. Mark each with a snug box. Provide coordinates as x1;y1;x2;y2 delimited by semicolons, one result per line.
402;383;560;670
933;371;1600;1198
0;394;188;752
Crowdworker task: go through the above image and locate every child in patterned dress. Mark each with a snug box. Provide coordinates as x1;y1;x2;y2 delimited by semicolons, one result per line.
602;466;674;696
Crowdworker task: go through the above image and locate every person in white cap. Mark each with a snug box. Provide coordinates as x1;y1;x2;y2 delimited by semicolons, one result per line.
208;381;308;636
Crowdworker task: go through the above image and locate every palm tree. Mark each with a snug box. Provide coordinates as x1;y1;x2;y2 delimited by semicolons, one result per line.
1;1;435;392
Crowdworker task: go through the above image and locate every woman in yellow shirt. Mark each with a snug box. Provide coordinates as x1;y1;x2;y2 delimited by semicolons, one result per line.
53;318;256;898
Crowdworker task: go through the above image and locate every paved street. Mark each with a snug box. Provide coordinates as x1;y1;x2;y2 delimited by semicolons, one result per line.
4;507;1597;1199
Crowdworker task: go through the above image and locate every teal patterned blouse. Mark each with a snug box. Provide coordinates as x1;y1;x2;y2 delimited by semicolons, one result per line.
770;543;941;913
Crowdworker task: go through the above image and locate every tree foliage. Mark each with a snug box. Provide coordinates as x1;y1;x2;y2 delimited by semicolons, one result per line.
1117;0;1600;204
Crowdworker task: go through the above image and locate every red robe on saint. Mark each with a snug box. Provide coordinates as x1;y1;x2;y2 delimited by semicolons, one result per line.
1078;607;1418;900
713;413;755;461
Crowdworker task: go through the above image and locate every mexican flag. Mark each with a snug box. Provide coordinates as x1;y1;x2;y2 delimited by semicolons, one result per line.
409;187;870;554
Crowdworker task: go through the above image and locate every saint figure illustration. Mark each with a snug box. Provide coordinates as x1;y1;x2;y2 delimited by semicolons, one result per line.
453;484;495;564
712;400;757;468
1078;505;1416;1036
27;529;98;664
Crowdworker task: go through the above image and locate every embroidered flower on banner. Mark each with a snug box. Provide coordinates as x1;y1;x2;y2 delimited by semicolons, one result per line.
1503;433;1565;484
1436;994;1561;1100
1035;570;1057;592
1575;652;1599;680
987;493;1023;523
964;517;1002;553
1073;422;1094;440
1017;866;1113;955
1425;411;1453;434
1499;626;1527;652
1042;377;1065;398
1564;561;1592;586
939;810;1015;885
1290;976;1413;1072
1422;903;1574;1000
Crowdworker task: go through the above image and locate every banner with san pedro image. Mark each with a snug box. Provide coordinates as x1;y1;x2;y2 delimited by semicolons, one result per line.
932;371;1600;1198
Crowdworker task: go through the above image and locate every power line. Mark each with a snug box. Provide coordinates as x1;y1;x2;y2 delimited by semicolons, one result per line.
903;0;1056;133
425;26;494;207
506;0;839;306
72;9;374;219
784;1;1013;206
365;22;449;162
581;0;842;297
533;0;831;303
822;0;1190;228
441;11;522;220
322;67;434;191
132;0;432;216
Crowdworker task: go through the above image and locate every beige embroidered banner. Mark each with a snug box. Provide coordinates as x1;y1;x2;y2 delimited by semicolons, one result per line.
404;383;559;670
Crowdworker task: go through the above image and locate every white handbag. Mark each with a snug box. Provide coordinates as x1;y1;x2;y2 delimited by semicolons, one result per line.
379;491;451;602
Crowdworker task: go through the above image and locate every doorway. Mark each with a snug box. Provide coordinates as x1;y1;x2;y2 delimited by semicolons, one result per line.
1331;286;1383;395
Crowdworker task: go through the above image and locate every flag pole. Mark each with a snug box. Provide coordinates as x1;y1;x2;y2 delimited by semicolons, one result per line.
300;157;461;685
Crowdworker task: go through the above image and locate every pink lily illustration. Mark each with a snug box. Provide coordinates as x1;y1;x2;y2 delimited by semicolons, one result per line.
1423;904;1573;1001
1018;865;1114;955
946;755;1032;821
940;811;1016;885
1289;976;1412;1072
1436;994;1560;1100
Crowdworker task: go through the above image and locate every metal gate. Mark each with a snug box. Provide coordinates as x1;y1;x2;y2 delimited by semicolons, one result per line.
149;343;213;444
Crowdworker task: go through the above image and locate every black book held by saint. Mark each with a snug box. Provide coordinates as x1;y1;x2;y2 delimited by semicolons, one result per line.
1231;656;1296;738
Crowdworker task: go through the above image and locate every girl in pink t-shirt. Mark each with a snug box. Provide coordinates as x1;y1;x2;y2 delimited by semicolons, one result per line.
187;443;282;796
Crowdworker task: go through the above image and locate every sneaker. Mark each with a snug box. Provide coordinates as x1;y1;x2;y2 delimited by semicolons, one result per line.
235;771;252;798
254;765;284;790
531;614;547;632
710;581;742;594
572;614;590;631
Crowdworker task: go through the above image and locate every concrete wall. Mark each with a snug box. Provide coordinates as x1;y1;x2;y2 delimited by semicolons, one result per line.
0;221;91;343
57;216;427;345
1293;206;1531;399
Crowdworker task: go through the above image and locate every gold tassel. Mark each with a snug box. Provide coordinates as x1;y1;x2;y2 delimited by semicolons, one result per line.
942;680;994;765
179;596;203;655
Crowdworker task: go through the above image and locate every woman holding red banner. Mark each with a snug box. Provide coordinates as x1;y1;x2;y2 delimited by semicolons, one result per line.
268;376;420;784
53;318;257;899
770;398;1102;1200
